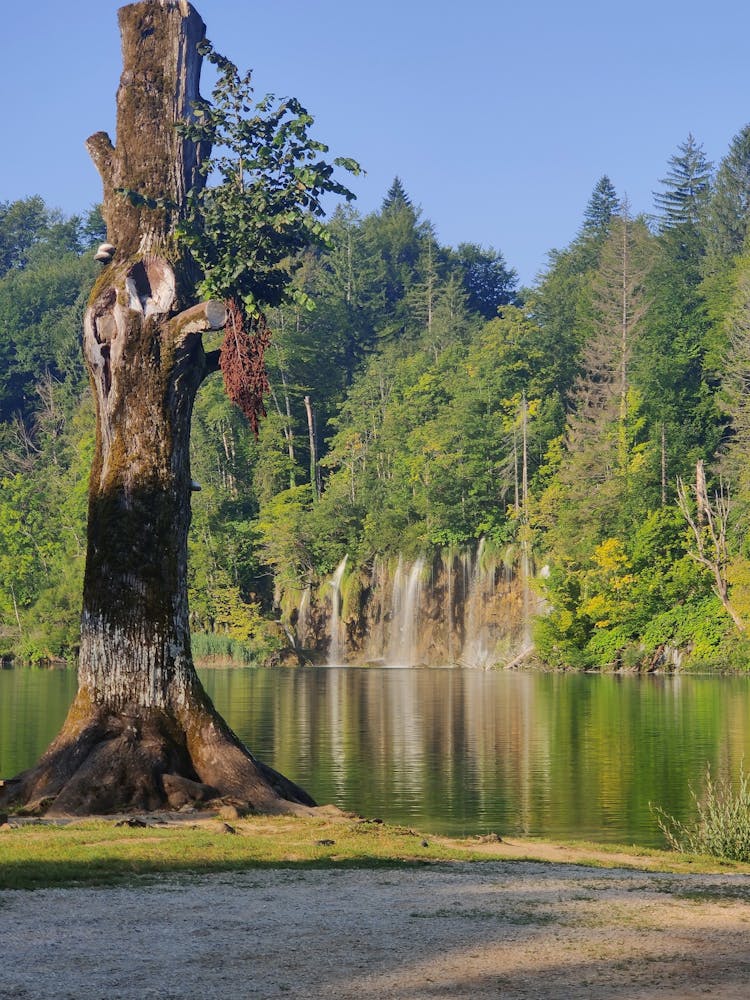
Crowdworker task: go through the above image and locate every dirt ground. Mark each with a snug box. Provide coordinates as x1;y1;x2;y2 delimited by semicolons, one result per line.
2;859;750;999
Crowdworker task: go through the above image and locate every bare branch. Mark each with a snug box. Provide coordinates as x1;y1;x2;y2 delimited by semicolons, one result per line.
86;131;116;190
169;300;227;340
677;468;745;633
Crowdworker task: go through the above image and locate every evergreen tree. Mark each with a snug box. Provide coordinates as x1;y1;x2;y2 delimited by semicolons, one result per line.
635;184;720;496
381;176;413;212
704;124;750;265
581;175;619;239
653;134;712;231
538;210;655;591
363;181;428;322
568;211;653;507
719;255;750;501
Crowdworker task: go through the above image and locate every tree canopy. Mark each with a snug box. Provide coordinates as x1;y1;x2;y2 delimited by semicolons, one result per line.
8;98;750;672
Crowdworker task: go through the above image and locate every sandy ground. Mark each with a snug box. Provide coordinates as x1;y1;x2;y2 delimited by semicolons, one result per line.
2;860;750;999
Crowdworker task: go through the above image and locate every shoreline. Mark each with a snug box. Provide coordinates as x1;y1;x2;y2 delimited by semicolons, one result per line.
4;655;750;676
3;814;750;999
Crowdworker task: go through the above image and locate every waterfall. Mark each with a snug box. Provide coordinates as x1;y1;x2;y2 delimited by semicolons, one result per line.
296;585;311;647
327;555;348;664
388;557;424;666
461;539;497;667
309;542;529;668
364;556;387;664
387;556;404;663
444;551;455;664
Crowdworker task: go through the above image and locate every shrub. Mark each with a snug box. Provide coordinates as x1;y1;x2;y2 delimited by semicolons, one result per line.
653;763;750;862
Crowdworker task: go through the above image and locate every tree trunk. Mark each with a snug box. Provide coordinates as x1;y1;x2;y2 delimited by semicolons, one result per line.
0;0;313;817
304;395;321;500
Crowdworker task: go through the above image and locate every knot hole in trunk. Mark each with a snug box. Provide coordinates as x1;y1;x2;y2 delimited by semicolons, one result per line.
126;258;176;318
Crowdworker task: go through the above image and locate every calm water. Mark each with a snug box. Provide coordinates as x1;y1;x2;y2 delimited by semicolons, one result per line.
2;665;749;846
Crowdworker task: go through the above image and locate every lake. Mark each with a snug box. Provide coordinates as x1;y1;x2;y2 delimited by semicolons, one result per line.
2;665;749;846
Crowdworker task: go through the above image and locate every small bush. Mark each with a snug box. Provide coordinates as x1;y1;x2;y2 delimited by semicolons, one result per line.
653;763;750;862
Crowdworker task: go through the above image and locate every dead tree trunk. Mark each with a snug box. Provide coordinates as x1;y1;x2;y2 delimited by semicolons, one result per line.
0;0;313;816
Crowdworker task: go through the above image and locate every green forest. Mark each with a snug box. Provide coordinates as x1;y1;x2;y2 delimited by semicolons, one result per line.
5;126;750;671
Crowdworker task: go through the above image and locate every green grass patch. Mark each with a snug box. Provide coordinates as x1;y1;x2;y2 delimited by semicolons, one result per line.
2;816;749;891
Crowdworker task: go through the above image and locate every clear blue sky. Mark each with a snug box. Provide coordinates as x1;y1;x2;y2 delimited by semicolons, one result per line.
2;1;749;285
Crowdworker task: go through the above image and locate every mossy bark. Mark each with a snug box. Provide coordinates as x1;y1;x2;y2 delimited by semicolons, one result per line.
0;1;313;817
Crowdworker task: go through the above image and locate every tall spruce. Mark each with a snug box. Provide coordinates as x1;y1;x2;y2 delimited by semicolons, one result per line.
381;176;413;212
653;134;712;232
635;137;720;496
704;124;750;265
581;175;619;239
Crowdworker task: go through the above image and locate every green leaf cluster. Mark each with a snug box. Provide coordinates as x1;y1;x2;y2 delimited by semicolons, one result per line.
177;41;360;317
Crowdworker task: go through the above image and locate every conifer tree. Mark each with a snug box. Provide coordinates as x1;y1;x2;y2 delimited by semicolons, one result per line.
636;137;719;495
704;124;750;264
381;176;413;212
581;175;619;239
653;134;712;232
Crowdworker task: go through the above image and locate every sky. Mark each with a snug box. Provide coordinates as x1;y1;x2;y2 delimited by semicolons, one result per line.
2;0;750;286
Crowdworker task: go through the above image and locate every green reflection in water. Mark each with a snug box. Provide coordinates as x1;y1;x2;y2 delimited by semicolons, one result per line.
0;665;79;779
2;664;749;846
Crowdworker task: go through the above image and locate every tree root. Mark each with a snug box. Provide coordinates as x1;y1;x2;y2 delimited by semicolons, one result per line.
0;693;315;817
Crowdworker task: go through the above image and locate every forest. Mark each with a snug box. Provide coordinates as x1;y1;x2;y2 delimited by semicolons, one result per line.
4;126;750;672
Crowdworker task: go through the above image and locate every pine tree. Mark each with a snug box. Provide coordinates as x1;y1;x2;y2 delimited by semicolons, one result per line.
581;176;619;239
653;134;712;232
381;176;413;212
704;124;750;264
719;255;750;498
366;180;427;318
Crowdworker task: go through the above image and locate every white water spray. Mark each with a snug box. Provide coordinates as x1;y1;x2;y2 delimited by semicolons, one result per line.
297;585;311;647
327;555;348;664
388;557;424;666
461;539;497;667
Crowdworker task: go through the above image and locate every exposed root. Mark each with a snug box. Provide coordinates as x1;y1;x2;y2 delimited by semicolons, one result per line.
0;692;315;818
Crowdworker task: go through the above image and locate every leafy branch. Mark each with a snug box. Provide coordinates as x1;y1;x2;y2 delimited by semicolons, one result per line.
177;40;362;319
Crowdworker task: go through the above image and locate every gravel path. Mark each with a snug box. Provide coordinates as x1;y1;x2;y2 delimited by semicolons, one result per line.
2;862;750;999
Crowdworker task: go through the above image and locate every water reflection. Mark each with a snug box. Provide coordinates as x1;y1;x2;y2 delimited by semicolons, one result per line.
2;665;749;846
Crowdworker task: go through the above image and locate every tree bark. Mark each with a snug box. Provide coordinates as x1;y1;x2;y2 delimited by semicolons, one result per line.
304;395;321;500
0;0;313;817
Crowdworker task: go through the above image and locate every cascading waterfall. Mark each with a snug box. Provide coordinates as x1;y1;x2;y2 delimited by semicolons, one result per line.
387;556;405;664
290;541;532;667
443;550;455;664
327;555;348;664
388;557;425;666
296;585;311;648
364;556;388;663
461;539;498;667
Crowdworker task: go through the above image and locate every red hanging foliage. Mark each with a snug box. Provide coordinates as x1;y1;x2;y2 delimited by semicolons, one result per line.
219;298;271;436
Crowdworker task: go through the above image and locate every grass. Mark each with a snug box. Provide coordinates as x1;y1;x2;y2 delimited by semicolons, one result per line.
190;631;261;665
652;762;750;862
2;813;750;891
